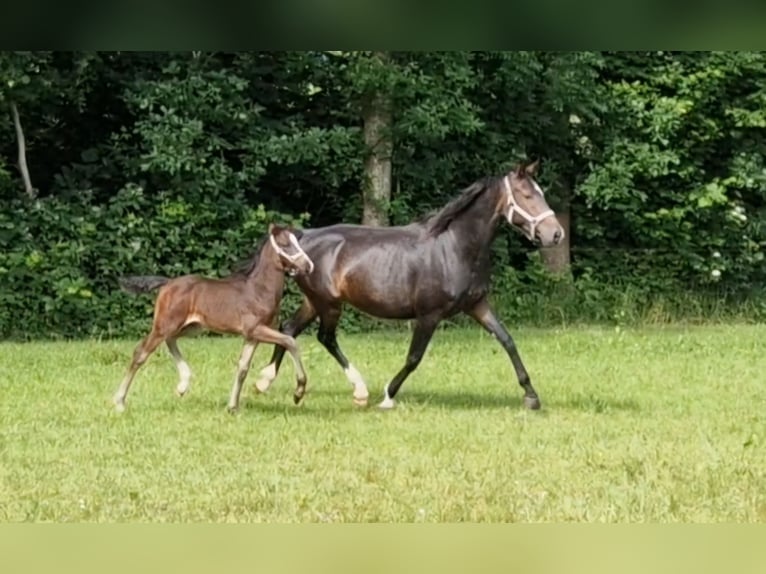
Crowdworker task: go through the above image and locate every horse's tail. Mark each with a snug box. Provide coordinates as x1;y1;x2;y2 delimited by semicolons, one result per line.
118;275;170;295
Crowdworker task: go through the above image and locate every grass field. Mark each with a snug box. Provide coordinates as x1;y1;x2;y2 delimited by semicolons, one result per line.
1;323;765;522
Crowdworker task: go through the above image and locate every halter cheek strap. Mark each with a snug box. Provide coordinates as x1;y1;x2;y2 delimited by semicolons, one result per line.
503;176;556;241
270;233;315;274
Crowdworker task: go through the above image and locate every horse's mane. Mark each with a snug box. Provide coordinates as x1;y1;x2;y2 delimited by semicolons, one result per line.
228;228;305;278
421;176;498;237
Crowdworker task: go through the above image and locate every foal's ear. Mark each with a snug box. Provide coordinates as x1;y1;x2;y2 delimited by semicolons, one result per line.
524;159;540;177
268;222;275;234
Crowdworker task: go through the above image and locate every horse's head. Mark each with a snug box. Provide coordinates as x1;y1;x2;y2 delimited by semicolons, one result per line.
268;224;315;276
500;160;565;247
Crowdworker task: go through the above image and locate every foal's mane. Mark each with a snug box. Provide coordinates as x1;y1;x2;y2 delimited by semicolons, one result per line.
229;234;269;278
421;176;499;237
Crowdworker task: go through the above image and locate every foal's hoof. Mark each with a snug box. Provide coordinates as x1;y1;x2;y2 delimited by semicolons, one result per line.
524;396;542;410
293;393;305;406
114;402;126;414
226;405;239;415
353;396;369;408
254;378;271;394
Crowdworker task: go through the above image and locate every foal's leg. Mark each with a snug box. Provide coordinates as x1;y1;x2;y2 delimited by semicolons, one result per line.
113;330;165;412
317;306;369;406
380;315;440;409
227;341;257;413
166;338;192;397
467;298;540;410
254;298;316;393
251;325;308;405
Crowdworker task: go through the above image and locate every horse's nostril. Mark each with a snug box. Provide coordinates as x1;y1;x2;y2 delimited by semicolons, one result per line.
553;229;562;244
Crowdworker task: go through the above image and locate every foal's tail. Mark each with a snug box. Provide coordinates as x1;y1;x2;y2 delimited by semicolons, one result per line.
118;275;171;295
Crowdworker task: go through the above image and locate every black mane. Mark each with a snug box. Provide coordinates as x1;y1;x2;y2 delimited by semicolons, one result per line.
228;233;270;278
421;176;499;237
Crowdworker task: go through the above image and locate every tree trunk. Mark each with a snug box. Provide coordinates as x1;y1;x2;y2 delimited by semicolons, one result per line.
540;180;571;275
10;101;35;200
361;52;392;227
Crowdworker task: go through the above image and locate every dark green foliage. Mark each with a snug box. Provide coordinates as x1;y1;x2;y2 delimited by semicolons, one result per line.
1;51;765;340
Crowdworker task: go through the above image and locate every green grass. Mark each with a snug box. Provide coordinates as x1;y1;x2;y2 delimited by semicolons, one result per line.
1;324;765;522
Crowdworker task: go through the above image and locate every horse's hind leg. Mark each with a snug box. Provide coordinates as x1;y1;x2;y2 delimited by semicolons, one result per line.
317;306;369;407
167;338;192;397
227;341;257;413
113;330;165;412
254;298;316;393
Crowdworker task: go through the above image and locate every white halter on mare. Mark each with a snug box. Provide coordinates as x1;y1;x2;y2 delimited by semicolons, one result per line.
503;175;557;242
270;232;315;274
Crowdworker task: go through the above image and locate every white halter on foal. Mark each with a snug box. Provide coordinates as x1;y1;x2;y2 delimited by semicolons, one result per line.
270;232;315;274
503;175;556;241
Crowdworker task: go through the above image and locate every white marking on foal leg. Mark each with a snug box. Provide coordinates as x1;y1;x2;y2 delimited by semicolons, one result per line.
344;363;370;406
175;362;191;396
228;342;256;412
167;340;192;396
378;384;396;410
254;362;277;393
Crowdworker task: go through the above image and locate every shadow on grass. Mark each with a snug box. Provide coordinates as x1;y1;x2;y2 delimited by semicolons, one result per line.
139;385;641;417
152;390;362;419
395;389;642;414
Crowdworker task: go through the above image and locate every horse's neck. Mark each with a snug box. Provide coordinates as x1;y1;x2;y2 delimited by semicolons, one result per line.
246;256;285;296
448;193;502;261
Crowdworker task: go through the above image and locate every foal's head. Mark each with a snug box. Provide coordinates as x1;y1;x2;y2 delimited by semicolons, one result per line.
499;160;564;247
267;224;315;276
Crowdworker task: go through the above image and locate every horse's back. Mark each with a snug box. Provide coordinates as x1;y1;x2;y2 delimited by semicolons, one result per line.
297;222;464;317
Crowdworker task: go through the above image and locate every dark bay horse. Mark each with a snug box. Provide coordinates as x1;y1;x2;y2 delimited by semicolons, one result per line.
112;224;315;413
254;160;565;410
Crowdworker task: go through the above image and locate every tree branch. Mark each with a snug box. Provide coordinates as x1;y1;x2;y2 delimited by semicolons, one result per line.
10;100;35;199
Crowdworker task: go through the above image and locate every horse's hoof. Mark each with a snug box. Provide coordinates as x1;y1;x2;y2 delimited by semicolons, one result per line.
378;396;396;410
175;386;189;398
226;405;239;415
293;393;305;406
114;402;126;413
524;396;541;410
353;396;369;408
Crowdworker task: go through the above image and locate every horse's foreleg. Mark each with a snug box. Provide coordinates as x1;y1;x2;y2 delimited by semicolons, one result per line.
227;341;257;413
166;338;192;397
113;330;165;412
379;316;440;409
254;298;316;394
317;307;369;407
467;298;540;410
252;325;308;405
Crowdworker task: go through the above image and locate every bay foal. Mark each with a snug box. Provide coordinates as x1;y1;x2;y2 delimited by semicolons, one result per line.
112;224;314;413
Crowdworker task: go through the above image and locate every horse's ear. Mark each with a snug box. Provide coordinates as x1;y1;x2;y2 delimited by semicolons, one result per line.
515;162;527;178
268;222;276;234
525;159;540;177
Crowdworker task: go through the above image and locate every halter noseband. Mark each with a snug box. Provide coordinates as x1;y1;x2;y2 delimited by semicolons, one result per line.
503;175;556;241
270;233;315;274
